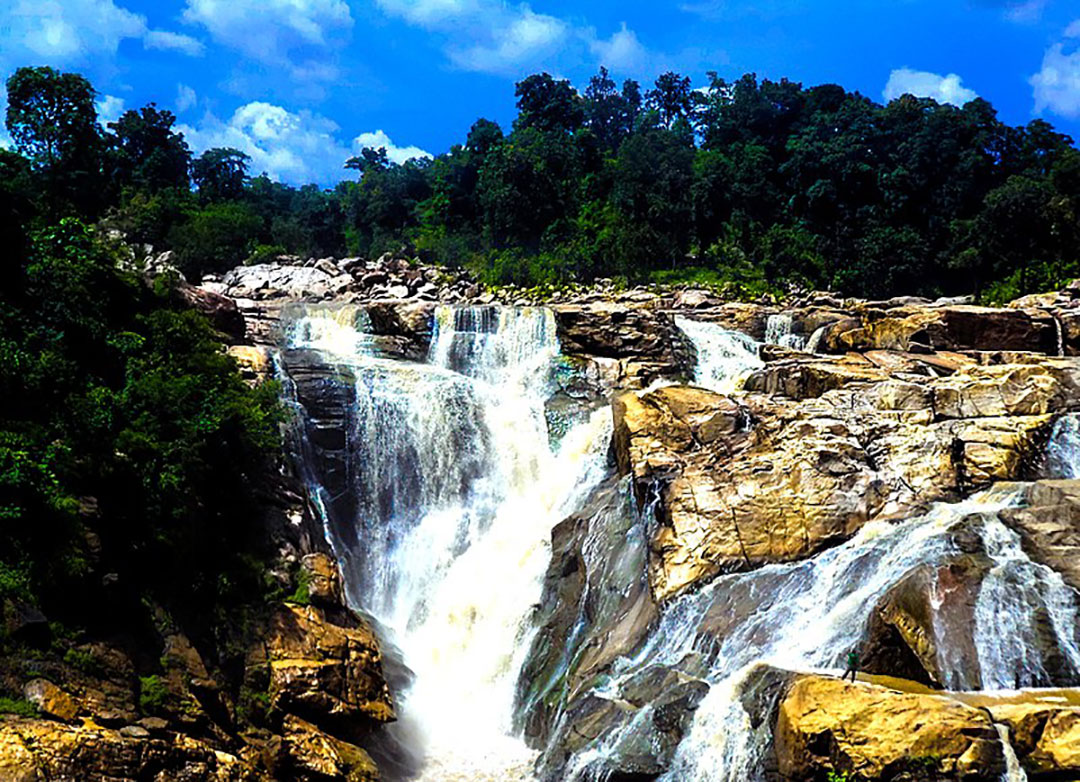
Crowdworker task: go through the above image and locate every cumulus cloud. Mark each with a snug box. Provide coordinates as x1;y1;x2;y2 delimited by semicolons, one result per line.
1031;23;1080;118
144;30;205;57
177;101;428;186
95;94;126;125
375;0;648;75
353;130;432;165
883;68;978;106
589;23;647;71
181;0;352;82
176;84;198;113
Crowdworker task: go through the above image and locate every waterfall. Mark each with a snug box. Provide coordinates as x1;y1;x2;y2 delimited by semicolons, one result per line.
995;723;1029;782
675;317;763;394
1046;414;1080;479
805;324;828;354
556;484;1080;781
283;305;613;780
765;313;806;350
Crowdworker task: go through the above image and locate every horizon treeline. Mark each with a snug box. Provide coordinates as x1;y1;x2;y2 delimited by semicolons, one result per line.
5;64;1080;301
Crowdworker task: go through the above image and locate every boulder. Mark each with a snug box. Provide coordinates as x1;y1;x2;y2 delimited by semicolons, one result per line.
176;280;246;340
280;715;379;782
23;680;77;722
775;675;1005;780
817;304;1058;355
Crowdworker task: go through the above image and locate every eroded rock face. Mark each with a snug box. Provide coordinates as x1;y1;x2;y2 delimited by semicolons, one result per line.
554;304;695;387
262;603;395;737
614;360;1073;601
1003;480;1080;591
775;675;1005;781
0;718;261;781
817;305;1058;355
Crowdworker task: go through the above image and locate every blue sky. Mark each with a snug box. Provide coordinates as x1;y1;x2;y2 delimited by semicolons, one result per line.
2;0;1080;186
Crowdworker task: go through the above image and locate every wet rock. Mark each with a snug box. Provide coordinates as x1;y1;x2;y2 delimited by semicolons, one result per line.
774;674;1006;781
301;552;344;607
1002;479;1080;591
613;366;1065;600
228;345;273;384
553;304;694;387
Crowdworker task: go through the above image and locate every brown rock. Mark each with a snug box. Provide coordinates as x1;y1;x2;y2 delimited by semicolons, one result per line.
281;715;378;782
775;675;1005;780
1002;479;1080;591
300;552;344;607
0;718;260;780
177;280;246;341
23;679;78;723
265;604;394;735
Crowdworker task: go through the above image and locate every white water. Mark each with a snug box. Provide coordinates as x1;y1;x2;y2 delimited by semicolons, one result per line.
996;723;1029;782
557;481;1080;781
1046;413;1080;479
765;313;806;350
286;305;613;780
676;316;763;394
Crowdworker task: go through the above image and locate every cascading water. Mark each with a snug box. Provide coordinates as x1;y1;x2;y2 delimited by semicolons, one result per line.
283;304;613;780
764;313;807;350
675;316;763;394
279;300;1080;782
1046;413;1080;479
558;479;1080;781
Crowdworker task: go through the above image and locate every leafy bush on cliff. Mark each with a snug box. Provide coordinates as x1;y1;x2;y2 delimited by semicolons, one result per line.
0;215;281;635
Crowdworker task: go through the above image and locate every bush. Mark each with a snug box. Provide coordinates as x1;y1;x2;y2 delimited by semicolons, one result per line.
138;675;168;714
168;202;262;278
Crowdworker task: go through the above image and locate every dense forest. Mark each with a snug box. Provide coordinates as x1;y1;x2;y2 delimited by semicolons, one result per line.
1;65;282;676
6;65;1080;304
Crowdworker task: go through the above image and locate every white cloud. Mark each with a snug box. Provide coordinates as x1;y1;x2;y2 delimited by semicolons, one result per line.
95;94;126;125
4;0;146;64
883;68;978;107
375;0;648;76
1031;30;1080;118
176;84;198;113
353;130;432;165
181;0;352;81
449;7;568;74
589;23;647;71
177;101;429;186
144;29;205;57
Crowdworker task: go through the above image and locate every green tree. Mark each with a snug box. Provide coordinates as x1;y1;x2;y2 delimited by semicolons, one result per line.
192;148;250;202
106;104;191;194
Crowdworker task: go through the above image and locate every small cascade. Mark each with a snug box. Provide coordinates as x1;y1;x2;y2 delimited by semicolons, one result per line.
995;723;1029;782
283;304;613;780
675;316;763;394
765;313;806;350
1046;414;1080;479
1055;315;1066;358
805;324;828;354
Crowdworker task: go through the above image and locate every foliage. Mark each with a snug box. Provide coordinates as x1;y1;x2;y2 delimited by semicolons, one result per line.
0;697;37;718
285;568;312;606
138;675;168;714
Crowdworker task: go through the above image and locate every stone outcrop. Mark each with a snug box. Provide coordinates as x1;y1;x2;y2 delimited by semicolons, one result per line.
774;674;1007;780
614;358;1076;600
0;717;261;781
817;305;1058;355
1002;480;1080;591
